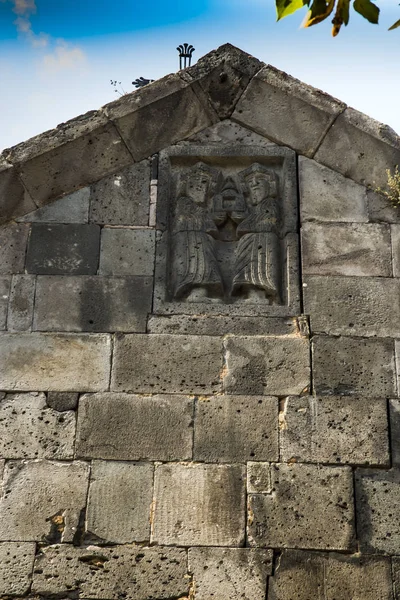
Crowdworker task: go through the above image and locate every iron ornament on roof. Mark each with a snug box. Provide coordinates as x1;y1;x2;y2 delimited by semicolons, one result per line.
177;44;195;69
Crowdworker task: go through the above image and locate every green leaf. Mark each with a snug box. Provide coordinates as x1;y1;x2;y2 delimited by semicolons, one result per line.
303;0;335;27
389;18;400;30
353;0;380;24
276;0;309;21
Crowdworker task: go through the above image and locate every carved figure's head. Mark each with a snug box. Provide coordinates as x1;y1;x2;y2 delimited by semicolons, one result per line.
240;164;279;206
186;162;214;205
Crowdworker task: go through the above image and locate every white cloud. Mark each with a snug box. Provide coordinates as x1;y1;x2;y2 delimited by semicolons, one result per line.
42;43;87;73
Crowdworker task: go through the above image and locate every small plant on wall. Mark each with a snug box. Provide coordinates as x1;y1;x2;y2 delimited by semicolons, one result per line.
376;166;400;207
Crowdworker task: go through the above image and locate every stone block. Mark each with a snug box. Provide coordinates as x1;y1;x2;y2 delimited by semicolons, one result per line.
99;228;155;276
17;187;90;223
152;463;246;546
389;399;400;467
7;274;35;331
89;161;150;225
313;336;396;397
0;222;30;274
280;396;389;466
34;275;152;332
47;391;79;411
111;334;222;394
315;108;400;189
232;65;345;157
248;463;355;551
0;332;111;391
247;461;273;494
223;336;310;396
302;223;391;276
304;276;400;337
86;461;153;543
393;558;400;599
188;547;272;600
391;225;400;277
76;393;193;461
269;550;393;600
0;276;10;330
8;111;133;207
368;188;400;224
0;157;37;226
32;544;189;600
104;72;218;161
0;392;75;459
0;460;89;542
187;119;277;146
26;223;100;275
299;156;369;223
355;469;400;555
0;542;36;596
193;395;279;462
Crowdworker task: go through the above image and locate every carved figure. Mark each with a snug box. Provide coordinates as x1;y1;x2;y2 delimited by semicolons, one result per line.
172;163;223;301
232;164;282;303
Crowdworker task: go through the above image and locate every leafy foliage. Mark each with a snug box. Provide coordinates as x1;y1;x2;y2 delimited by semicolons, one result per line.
275;0;400;35
376;167;400;208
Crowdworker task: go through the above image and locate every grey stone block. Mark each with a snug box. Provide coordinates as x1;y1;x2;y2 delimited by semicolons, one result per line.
315;107;400;189
368;188;400;224
223;336;310;396
76;393;193;461
0;460;89;542
152;463;246;546
0;157;37;225
269;550;393;600
0;223;30;274
248;463;355;551
0;542;36;596
299;156;369;223
99;228;155;276
0;276;10;330
301;223;391;276
393;558;400;599
111;334;222;394
34;275;152;332
188;547;272;600
391;225;400;277
17;187;90;223
0;392;75;459
86;461;153;543
389;399;400;467
233;65;345;157
280;396;389;466
32;544;189;600
304;276;400;337
0;333;111;391
193;395;279;462
47;391;79;411
7;274;35;331
89;161;150;225
187;119;278;146
356;469;400;555
247;461;273;494
26;223;100;275
313;336;396;397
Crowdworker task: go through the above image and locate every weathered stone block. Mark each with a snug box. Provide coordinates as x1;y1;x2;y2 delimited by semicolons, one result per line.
0;542;36;596
247;461;273;494
7;274;35;331
26;223;100;274
390;399;400;467
0;392;75;459
152;463;246;546
0;223;30;274
223;336;310;396
248;463;355;550
368;188;400;224
188;547;272;600
76;393;193;461
393;558;400;599
0;276;10;330
232;65;345;157
391;225;400;277
315;107;400;189
269;550;393;600
302;223;391;276
0;157;37;225
304;276;400;337
280;396;389;466
86;461;153;543
299;156;369;223
89;161;150;225
194;395;279;462
0;460;89;542
47;391;79;411
111;334;222;394
99;228;155;276
32;544;189;600
187;119;278;146
0;333;111;391
17;187;90;223
313;336;396;396
34;275;152;332
356;469;400;555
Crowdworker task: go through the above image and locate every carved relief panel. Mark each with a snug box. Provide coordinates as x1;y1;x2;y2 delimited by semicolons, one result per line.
154;145;300;316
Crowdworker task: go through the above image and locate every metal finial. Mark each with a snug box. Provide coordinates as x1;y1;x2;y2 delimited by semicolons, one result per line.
177;43;195;70
132;77;155;89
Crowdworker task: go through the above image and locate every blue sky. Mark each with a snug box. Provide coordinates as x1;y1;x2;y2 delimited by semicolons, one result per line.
0;0;399;151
